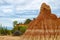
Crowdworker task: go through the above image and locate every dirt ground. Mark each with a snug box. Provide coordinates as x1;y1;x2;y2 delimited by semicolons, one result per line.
0;36;21;40
0;35;60;40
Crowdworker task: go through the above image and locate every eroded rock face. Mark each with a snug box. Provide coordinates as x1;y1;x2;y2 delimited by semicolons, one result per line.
37;3;57;20
24;3;60;36
40;3;51;15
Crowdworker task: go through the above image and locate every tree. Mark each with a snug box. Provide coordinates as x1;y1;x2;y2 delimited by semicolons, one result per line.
13;21;18;27
24;19;31;24
12;21;18;34
19;22;22;24
0;27;8;35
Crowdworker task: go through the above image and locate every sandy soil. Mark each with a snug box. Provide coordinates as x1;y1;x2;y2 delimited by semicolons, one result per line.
0;35;60;40
0;36;21;40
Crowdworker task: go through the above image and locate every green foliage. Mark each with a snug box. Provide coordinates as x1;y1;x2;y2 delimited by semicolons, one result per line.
7;30;12;35
0;27;7;35
13;30;22;36
0;26;12;35
0;20;29;36
12;26;28;35
13;21;18;27
19;26;27;33
24;19;31;24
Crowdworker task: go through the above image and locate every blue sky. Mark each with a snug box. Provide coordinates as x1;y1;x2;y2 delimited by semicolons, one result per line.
0;0;60;27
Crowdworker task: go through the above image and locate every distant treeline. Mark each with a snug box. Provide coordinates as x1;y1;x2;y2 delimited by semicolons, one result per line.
0;18;32;36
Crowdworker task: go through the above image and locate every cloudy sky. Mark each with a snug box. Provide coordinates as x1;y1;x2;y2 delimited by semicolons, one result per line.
0;0;60;27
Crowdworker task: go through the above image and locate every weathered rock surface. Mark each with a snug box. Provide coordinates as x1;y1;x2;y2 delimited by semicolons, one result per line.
24;3;60;36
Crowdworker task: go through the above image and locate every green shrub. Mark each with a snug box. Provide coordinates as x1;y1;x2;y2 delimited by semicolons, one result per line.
19;26;27;33
13;30;22;36
12;26;28;35
0;27;12;35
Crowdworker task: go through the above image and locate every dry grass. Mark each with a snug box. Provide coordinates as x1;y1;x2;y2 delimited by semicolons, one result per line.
0;35;60;40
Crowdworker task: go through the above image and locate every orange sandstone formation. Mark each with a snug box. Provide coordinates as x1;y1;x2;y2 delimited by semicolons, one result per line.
25;3;60;36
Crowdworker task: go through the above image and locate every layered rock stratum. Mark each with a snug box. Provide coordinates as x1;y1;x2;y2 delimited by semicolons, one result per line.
25;3;60;36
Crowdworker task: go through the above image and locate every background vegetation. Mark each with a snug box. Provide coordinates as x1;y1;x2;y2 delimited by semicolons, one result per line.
0;19;31;36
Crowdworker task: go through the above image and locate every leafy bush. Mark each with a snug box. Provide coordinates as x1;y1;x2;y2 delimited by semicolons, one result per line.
12;26;28;36
13;30;22;36
0;27;7;35
19;26;27;33
0;27;12;35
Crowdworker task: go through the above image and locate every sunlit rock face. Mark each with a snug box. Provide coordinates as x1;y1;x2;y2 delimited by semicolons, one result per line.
24;3;60;36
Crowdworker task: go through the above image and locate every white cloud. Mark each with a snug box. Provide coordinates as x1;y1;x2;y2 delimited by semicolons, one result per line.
0;0;60;27
1;6;13;13
0;18;12;27
15;0;60;10
11;18;26;21
2;8;13;13
11;18;26;23
0;0;4;4
0;18;27;27
4;0;32;5
0;0;60;10
0;5;14;16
